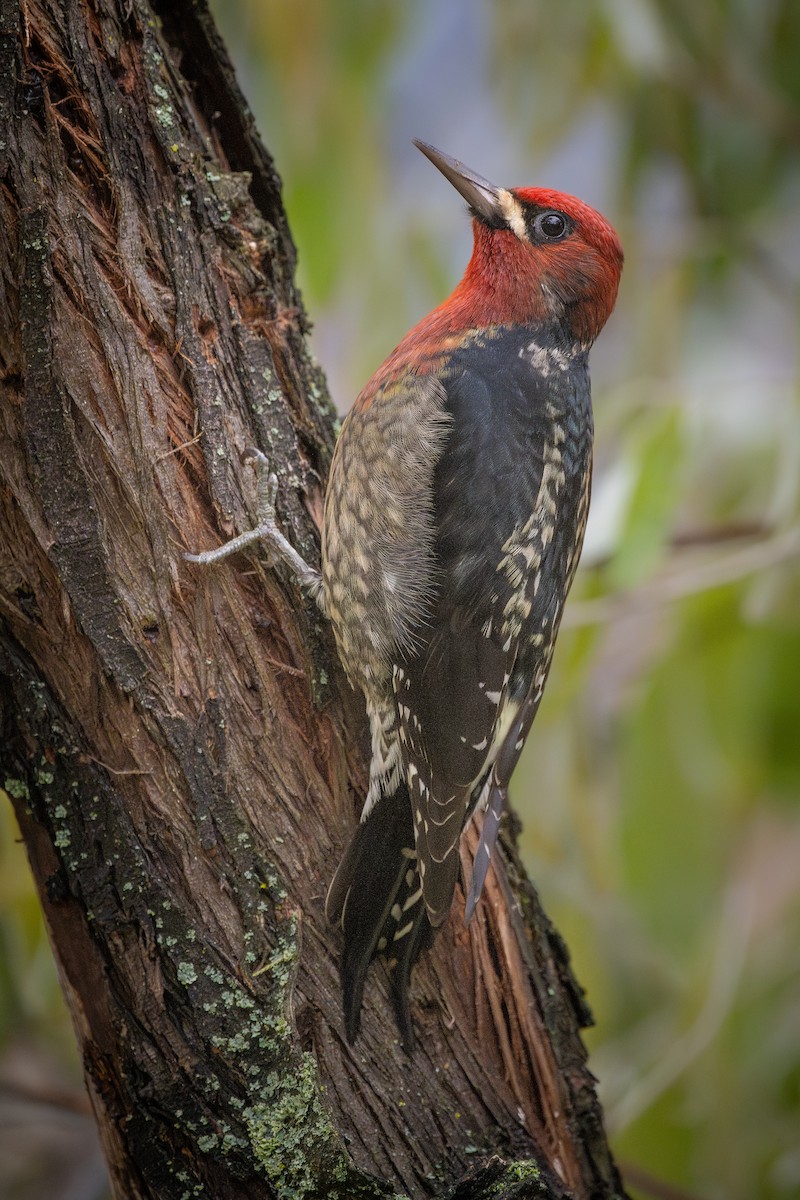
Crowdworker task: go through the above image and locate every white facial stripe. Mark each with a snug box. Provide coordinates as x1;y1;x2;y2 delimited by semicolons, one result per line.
498;189;528;241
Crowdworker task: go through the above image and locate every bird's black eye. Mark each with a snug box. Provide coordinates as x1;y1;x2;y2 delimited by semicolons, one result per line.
534;211;569;241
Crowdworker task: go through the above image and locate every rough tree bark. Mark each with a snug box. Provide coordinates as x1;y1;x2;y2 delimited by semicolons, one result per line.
0;2;627;1198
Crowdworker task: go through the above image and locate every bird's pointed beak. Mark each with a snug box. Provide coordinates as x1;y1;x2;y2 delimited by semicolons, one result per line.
413;139;505;225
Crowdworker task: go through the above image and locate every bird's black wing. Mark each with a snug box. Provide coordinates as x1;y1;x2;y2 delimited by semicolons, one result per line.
395;329;592;924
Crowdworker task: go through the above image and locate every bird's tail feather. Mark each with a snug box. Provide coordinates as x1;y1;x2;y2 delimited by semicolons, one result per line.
464;775;506;923
326;783;433;1049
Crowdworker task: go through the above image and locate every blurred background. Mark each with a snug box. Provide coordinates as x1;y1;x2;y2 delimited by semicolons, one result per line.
2;1;799;1197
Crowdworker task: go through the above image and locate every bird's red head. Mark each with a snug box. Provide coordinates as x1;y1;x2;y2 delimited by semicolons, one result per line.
355;142;623;410
415;141;623;349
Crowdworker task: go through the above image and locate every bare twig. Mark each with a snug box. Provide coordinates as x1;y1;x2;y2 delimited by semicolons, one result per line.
567;526;800;629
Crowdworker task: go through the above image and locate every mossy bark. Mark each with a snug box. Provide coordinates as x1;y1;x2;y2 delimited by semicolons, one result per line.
0;1;626;1197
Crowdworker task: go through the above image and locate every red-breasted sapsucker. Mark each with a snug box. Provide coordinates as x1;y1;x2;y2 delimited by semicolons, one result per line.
188;141;623;1049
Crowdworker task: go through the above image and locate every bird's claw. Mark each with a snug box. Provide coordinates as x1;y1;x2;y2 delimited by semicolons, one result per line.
241;446;280;529
241;446;268;468
265;472;279;517
184;446;281;566
184;446;324;606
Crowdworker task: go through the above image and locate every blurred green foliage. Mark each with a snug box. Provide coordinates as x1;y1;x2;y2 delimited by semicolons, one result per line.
0;800;78;1064
3;2;799;1198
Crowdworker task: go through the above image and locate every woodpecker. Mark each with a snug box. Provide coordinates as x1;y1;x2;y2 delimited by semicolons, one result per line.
187;141;623;1048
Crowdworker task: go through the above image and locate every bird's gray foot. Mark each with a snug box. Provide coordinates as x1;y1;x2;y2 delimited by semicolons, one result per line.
185;448;325;606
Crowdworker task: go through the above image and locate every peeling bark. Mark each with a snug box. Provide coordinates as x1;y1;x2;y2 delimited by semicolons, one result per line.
0;1;627;1197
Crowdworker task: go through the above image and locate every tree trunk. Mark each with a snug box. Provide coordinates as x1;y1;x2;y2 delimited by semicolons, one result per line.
0;1;626;1197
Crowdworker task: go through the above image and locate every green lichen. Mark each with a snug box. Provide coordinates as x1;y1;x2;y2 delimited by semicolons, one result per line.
254;937;298;986
507;1160;540;1181
177;961;198;986
221;1130;245;1155
154;103;175;128
490;1159;543;1196
211;1029;250;1054
243;1054;348;1198
3;778;29;801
